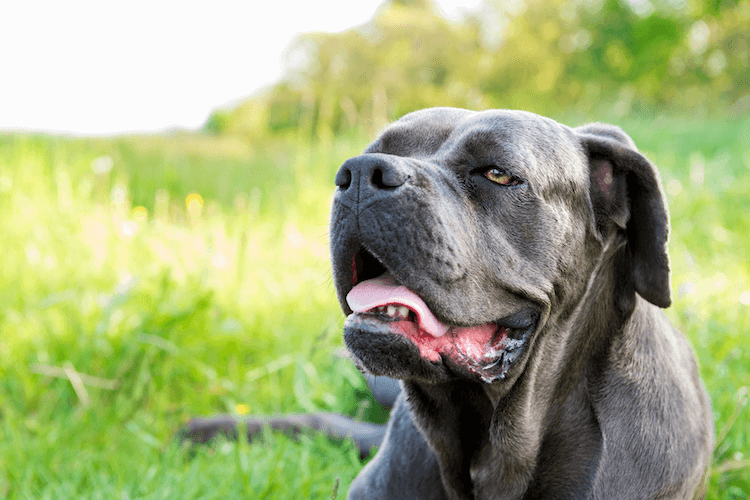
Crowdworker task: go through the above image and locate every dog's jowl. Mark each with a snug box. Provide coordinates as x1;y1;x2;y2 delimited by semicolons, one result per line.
330;108;713;500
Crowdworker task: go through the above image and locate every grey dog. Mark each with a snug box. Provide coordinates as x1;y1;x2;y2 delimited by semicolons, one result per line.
183;108;714;499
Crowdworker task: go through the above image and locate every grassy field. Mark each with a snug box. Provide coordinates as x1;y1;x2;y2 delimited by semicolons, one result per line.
1;112;749;499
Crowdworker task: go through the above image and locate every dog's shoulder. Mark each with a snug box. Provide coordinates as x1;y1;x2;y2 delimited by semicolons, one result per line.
588;298;714;496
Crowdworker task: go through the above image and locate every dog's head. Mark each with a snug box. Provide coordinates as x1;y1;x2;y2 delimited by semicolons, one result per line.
330;108;670;388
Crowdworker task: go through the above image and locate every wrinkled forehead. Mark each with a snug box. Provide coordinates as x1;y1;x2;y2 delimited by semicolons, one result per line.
367;108;588;187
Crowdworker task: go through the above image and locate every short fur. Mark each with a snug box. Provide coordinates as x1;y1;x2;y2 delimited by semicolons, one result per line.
329;108;713;499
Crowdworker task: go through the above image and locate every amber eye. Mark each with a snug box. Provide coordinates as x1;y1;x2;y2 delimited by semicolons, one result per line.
484;168;516;186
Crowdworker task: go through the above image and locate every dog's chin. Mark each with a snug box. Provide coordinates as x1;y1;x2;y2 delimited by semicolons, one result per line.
343;312;533;385
344;319;452;384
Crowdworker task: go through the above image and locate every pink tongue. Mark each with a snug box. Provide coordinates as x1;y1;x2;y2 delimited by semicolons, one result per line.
346;273;450;338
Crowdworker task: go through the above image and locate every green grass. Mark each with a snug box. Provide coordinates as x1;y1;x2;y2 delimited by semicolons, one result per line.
0;113;748;499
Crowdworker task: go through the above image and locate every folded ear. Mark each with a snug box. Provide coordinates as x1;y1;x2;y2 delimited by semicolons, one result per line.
576;123;672;309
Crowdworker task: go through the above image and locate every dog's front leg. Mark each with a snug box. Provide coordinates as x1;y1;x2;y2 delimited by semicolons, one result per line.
348;393;448;500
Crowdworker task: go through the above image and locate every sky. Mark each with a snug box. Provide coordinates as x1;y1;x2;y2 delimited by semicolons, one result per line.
0;0;482;136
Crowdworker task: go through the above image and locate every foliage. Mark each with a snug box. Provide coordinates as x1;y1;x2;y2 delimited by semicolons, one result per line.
210;0;750;138
0;112;749;497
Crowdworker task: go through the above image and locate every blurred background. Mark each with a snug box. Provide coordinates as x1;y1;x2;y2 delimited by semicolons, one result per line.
2;0;748;136
1;0;748;498
206;0;750;138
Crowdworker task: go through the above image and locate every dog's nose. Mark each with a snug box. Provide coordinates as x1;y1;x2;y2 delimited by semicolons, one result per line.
335;154;408;192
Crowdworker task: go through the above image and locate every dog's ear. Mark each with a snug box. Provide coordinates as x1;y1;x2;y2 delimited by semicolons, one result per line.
576;123;672;309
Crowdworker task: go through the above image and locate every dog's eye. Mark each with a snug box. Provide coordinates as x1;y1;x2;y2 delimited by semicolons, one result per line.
484;168;517;186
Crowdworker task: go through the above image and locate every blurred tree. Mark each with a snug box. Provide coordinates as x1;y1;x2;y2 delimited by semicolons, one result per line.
208;0;750;138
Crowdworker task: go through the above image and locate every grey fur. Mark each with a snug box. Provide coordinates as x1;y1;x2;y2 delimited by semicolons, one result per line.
330;108;714;500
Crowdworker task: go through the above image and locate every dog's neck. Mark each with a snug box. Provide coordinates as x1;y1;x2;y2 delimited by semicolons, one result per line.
403;232;641;499
542;232;636;401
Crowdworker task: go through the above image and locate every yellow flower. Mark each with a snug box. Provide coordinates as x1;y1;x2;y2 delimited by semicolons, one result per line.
131;206;148;222
186;193;204;218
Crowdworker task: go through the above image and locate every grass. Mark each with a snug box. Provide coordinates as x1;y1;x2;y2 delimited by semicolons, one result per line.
0;112;748;499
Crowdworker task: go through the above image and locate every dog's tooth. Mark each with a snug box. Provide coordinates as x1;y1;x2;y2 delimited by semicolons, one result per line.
397;306;409;319
387;305;397;317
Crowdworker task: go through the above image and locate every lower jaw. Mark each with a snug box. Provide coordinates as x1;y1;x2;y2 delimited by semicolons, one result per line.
446;333;528;383
344;323;453;383
344;313;528;384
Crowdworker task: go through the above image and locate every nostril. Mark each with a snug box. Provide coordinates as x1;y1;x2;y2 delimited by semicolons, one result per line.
371;166;404;190
336;155;407;192
335;167;352;189
371;168;384;189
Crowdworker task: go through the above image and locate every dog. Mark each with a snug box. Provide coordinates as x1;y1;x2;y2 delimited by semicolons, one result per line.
182;108;714;499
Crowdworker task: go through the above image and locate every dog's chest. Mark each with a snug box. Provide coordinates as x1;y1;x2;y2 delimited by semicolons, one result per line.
468;449;517;500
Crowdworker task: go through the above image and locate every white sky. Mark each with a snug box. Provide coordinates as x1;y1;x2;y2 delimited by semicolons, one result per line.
0;0;482;136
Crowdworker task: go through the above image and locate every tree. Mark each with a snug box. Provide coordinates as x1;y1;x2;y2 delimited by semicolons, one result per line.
208;0;750;137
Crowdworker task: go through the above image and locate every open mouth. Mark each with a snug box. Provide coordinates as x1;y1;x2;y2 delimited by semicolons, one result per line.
344;249;532;383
